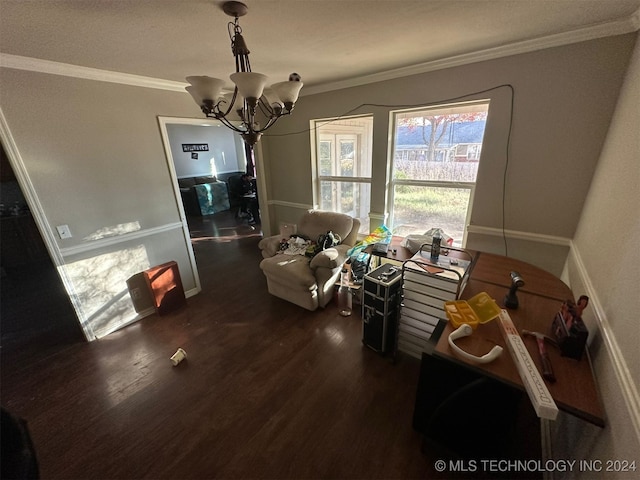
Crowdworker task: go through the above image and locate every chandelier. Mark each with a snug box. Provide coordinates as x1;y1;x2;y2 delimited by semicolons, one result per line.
185;1;303;148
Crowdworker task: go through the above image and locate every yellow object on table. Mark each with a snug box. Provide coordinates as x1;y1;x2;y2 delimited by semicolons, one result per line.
444;292;501;329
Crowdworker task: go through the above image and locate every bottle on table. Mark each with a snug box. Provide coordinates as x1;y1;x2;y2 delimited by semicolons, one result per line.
338;267;352;317
430;232;441;262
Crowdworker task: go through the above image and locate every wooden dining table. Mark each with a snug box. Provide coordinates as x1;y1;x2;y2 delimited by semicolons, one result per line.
399;248;605;462
369;236;604;427
433;251;605;427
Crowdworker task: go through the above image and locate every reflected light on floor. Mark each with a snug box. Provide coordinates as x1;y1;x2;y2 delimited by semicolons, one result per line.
190;224;262;242
318;324;346;346
90;330;188;409
191;232;262;243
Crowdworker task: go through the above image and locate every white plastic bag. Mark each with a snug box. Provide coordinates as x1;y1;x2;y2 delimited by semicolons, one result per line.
401;228;453;254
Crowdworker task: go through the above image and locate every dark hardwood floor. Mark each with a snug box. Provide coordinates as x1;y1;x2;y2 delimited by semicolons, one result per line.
1;211;453;479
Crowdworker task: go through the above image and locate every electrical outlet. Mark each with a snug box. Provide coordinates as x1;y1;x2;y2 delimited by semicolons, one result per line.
56;225;72;239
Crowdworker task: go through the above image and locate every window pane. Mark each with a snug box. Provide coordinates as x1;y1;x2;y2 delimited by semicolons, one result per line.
393;159;480;182
339;140;354;176
319;181;371;234
313;115;373;236
319;140;332;176
393;108;487;182
391;185;471;246
315;117;373;178
390;101;489;247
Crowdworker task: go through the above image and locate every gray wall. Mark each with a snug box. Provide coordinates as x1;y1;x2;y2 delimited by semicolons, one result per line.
166;123;245;178
0;69;202;339
258;33;640;468
260;34;637;276
0;26;637;467
556;32;640;478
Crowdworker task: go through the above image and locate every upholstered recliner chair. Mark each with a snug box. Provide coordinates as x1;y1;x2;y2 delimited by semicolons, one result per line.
258;210;361;310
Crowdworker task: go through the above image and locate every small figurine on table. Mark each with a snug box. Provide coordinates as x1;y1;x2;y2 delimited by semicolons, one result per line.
553;296;589;360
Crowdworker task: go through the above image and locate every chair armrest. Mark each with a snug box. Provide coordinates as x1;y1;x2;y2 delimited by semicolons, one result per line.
258;234;283;258
309;244;351;270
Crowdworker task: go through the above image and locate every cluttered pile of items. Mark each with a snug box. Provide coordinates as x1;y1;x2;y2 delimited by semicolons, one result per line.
443;275;590;421
276;230;342;257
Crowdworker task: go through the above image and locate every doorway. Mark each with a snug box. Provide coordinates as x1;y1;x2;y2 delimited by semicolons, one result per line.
1;144;84;354
157;117;266;243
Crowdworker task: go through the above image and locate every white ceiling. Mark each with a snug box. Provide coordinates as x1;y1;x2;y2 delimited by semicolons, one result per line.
1;0;639;95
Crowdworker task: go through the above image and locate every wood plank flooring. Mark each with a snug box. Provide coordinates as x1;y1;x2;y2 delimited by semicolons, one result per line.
1;212;450;479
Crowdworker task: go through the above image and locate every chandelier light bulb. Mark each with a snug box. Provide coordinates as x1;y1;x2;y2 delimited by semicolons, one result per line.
185;76;225;104
185;86;203;106
271;81;304;108
230;72;268;104
262;87;284;114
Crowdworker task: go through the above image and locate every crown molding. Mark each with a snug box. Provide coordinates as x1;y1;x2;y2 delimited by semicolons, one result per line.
1;11;638;95
0;53;188;91
303;12;640;96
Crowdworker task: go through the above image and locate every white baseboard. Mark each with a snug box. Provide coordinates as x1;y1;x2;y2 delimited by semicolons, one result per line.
569;244;640;444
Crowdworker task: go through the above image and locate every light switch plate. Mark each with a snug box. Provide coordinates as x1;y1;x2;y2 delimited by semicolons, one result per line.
56;224;72;239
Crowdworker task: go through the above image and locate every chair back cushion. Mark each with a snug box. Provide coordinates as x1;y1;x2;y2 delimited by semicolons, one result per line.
298;210;356;246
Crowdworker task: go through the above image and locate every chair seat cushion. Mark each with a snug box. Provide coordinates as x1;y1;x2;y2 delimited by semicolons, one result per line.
259;254;316;290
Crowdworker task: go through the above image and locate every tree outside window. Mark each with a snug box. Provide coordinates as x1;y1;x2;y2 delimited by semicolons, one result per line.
390;102;489;245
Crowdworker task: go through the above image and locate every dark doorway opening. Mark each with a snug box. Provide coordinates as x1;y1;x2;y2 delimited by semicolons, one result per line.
1;145;84;358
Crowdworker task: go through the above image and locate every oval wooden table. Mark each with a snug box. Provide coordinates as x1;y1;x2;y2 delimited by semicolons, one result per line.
434;251;604;427
410;250;605;461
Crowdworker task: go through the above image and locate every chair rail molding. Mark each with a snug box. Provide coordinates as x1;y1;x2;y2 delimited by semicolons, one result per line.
268;200;314;211
466;224;571;246
58;222;185;257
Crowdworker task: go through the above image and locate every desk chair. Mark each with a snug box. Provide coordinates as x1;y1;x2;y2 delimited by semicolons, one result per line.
414;352;525;460
422;377;522;459
227;174;260;224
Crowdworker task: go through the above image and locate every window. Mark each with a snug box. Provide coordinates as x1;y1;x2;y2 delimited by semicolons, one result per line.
311;115;373;234
389;101;489;246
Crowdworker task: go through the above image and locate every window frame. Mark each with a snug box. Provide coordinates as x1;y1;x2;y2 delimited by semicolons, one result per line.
310;115;373;232
388;100;489;247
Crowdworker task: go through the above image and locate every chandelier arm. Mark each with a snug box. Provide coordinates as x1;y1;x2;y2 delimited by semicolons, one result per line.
254;115;282;133
214;115;247;134
257;98;276;117
218;87;240;118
